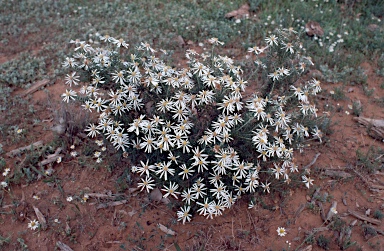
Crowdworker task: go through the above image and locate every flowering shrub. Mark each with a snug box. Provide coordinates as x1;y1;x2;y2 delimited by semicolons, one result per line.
61;28;322;224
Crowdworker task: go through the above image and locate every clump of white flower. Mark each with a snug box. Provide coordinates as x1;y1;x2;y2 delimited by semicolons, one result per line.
62;29;323;224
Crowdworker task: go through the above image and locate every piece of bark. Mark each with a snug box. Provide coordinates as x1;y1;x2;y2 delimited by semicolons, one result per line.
87;193;125;199
65;222;71;235
305;21;324;37
369;126;384;140
344;226;353;240
351;167;373;185
326;201;337;221
176;35;185;47
298;245;312;251
370;195;384;201
350;219;358;226
56;241;74;251
128;187;140;196
48;147;62;158
317;201;327;222
375;171;384;176
347;87;355;93
51;117;67;135
315;227;329;232
21;79;50;97
368;24;379;32
158;223;176;236
6;141;44;157
15;201;27;222
150;188;163;203
310;187;321;204
370;184;384;190
33;206;47;230
149;188;170;204
304;153;321;170
326;166;349;171
294;203;306;224
96;200;128;209
39;155;64;166
39;148;63;166
352;167;384;191
374;227;384;236
338;229;345;246
88;193;112;199
348;209;382;225
324;170;352;179
128;209;137;217
225;4;250;19
353;117;384;140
